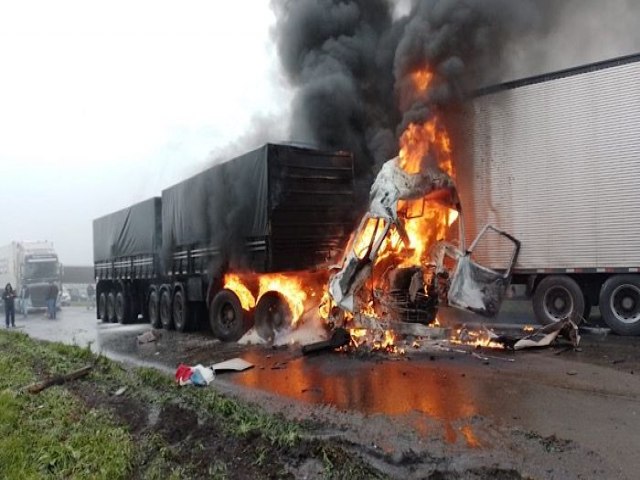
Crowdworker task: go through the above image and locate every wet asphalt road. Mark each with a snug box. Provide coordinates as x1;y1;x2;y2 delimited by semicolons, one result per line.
17;305;640;479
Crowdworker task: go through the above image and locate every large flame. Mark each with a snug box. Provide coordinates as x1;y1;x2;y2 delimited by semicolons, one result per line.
258;274;308;326
224;274;256;310
395;67;457;268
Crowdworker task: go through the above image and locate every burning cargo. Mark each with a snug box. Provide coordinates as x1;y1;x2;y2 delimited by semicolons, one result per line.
94;143;356;341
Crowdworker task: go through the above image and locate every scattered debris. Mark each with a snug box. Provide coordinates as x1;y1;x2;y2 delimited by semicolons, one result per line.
25;365;93;394
210;358;254;373
566;370;578;376
175;364;215;386
302;328;350;355
137;330;159;344
114;386;128;396
512;318;580;350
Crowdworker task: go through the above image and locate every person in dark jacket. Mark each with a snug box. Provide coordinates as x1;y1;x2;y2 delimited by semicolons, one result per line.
3;283;16;328
46;282;59;319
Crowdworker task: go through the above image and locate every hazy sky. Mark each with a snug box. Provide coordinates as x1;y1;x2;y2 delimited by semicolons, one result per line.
2;0;639;266
0;0;289;265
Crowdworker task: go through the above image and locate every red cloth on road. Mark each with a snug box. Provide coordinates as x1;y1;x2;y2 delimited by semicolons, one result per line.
175;364;193;385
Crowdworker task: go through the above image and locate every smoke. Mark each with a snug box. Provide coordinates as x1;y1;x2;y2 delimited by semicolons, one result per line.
272;0;640;184
503;0;640;80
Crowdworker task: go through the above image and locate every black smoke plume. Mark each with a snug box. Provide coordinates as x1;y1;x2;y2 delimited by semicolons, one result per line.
273;0;640;184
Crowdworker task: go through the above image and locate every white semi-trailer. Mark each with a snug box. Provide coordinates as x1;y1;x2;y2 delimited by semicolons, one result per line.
0;241;62;311
453;53;640;335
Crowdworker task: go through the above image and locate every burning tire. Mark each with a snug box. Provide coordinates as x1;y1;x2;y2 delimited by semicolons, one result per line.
147;289;161;329
172;289;191;332
209;289;250;342
599;275;640;336
160;289;174;330
254;291;292;342
533;275;584;325
106;291;117;323
98;292;108;322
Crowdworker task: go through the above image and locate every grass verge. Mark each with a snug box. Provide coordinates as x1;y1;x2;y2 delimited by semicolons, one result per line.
0;331;385;479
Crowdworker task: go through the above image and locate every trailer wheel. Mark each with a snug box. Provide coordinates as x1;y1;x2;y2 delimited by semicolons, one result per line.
209;289;249;342
532;275;584;325
147;289;161;329
106;291;117;323
160;289;174;330
173;289;191;332
115;291;133;324
98;292;108;322
599;275;640;336
255;291;292;342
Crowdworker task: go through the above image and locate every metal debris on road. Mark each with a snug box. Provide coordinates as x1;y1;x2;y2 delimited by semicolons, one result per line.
301;328;350;355
210;358;254;373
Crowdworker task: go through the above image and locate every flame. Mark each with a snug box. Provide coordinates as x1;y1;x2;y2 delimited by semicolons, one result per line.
258;274;307;326
329;67;459;351
451;327;505;350
411;69;434;93
447;209;459;227
347;328;402;354
224;274;256;310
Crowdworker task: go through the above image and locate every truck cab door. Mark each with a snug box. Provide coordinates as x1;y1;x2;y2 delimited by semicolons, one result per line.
445;225;521;317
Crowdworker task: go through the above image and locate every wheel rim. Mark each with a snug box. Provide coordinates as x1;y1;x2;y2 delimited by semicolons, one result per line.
543;286;573;321
149;296;158;324
219;302;237;332
174;296;183;327
116;295;124;321
610;284;640;324
99;294;107;319
255;293;292;340
107;295;115;320
161;294;171;325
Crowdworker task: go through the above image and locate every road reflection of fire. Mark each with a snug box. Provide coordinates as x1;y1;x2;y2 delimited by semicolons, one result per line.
234;350;481;446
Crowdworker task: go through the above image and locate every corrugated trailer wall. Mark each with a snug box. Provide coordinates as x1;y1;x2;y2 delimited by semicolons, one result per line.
452;56;640;272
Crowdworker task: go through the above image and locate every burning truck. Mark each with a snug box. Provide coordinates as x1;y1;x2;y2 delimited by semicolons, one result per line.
95;52;640;344
93;144;357;341
328;53;640;341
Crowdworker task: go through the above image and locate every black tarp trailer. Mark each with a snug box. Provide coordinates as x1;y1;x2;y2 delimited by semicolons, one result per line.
94;197;162;324
94;144;356;340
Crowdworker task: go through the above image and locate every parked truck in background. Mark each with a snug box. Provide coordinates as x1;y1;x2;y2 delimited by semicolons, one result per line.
452;52;640;335
94;143;356;340
0;241;62;311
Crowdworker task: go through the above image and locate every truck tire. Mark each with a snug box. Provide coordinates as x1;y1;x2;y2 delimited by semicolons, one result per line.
98;292;108;322
148;289;161;329
107;291;117;323
255;291;292;342
532;275;584;325
599;275;640;336
160;289;174;330
115;291;132;324
209;289;249;342
173;289;191;332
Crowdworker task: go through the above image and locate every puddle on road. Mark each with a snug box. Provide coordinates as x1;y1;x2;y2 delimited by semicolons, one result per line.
229;351;493;446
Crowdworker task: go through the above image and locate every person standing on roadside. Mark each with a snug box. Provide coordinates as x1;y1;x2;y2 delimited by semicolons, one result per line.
46;282;59;319
3;283;16;328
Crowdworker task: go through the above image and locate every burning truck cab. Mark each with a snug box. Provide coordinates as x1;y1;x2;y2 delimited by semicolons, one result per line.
327;156;521;334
